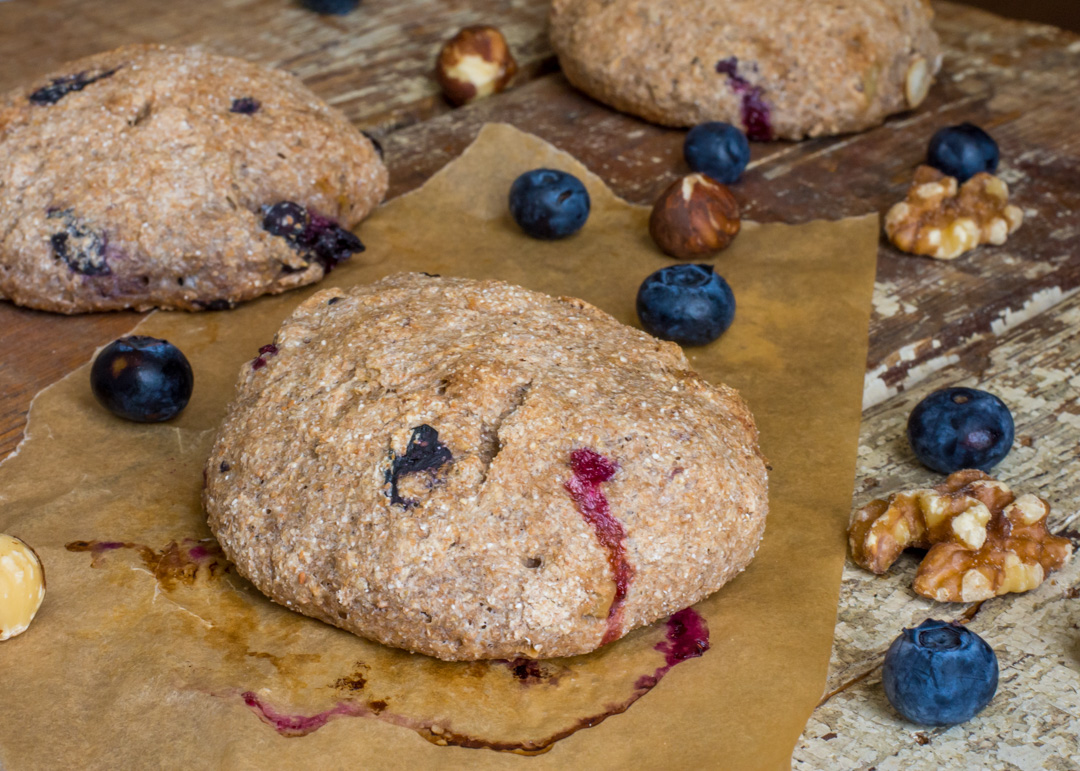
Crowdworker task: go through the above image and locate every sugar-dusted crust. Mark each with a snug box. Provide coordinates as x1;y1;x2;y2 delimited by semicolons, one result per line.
0;44;388;313
204;273;768;660
549;0;941;140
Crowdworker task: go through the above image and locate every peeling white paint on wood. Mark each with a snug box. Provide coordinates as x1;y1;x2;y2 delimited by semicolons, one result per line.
798;290;1080;769
990;286;1080;335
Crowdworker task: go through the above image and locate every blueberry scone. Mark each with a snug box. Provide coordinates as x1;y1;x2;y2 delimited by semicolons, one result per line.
0;44;387;313
550;0;941;140
204;273;769;661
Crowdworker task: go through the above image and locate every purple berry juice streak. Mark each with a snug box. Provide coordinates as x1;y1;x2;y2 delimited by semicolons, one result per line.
242;692;366;737
634;608;711;690
716;57;774;141
564;448;634;645
251;343;279;371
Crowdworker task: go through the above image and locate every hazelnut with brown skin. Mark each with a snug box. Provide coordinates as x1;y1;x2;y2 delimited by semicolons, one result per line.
435;26;517;107
649;173;741;260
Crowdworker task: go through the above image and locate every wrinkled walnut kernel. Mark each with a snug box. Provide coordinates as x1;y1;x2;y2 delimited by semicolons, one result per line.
885;165;1023;260
849;470;1072;602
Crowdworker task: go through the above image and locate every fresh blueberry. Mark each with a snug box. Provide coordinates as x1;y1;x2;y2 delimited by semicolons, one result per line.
684;122;751;184
907;387;1014;474
636;264;735;346
883;619;998;726
927;123;1000;182
90;336;194;423
508;169;590;240
299;0;359;14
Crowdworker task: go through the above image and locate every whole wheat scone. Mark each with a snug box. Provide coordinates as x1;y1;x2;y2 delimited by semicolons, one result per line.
549;0;941;140
204;273;769;660
0;44;388;313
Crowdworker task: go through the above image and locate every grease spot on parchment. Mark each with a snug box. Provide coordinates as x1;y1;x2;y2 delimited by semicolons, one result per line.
66;538;229;589
67;537;712;753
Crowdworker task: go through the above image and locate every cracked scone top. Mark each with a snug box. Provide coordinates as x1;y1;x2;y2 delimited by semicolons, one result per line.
0;44;387;313
549;0;941;140
204;273;769;660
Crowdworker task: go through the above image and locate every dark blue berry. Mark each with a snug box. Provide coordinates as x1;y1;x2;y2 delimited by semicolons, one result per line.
927;123;1000;183
90;336;194;423
47;208;109;276
684;122;751;184
230;97;261;114
306;213;364;270
261;202;364;272
262;201;309;240
508;169;590;240
385;425;452;508
636;264;735;346
883;619;998;726
299;0;359;14
907;387;1014;474
29;67;119;106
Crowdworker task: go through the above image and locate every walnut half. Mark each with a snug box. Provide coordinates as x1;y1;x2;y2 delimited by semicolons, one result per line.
849;470;1073;603
884;165;1023;260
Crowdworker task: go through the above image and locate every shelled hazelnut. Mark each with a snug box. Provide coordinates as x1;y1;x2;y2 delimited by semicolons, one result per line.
435;26;517;107
1;533;46;641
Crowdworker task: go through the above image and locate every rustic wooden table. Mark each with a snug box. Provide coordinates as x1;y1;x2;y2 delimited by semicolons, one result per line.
1;1;1077;768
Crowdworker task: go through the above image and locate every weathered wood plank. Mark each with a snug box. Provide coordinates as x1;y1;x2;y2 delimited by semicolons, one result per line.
0;0;555;129
794;289;1080;769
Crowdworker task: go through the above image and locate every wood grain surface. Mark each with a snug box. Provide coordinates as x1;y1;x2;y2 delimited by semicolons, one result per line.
795;289;1080;770
1;1;1077;768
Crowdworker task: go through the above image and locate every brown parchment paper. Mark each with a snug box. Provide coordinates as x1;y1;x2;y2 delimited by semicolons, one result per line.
0;124;879;771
